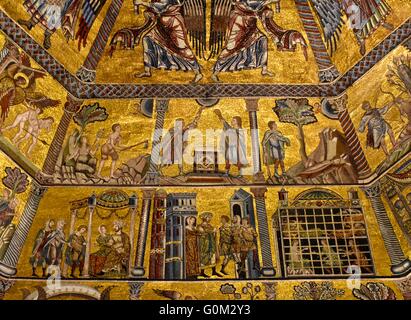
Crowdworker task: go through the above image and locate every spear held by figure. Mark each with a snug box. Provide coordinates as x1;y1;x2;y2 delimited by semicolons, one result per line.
97;122;148;179
118;139;149;152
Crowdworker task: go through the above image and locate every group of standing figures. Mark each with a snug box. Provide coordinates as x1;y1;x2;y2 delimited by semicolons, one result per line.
30;219;130;278
185;212;259;279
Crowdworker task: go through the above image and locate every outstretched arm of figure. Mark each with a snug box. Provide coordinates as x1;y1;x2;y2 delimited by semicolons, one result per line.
2;111;34;142
278;134;291;146
114;136;129;150
187;106;205;130
213;109;229;126
379;100;397;115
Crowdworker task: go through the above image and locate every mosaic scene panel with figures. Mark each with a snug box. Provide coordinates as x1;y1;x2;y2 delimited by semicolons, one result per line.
0;0;410;301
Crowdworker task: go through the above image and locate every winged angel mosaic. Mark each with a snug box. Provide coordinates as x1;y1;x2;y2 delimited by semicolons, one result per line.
310;0;392;55
109;0;308;82
16;0;393;80
18;0;109;50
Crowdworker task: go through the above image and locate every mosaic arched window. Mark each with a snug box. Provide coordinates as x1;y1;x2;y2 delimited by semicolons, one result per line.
276;188;375;278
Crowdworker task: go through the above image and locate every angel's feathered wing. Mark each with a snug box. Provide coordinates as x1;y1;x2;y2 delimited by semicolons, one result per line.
208;0;233;59
25;92;60;110
62;0;83;41
182;0;207;59
0;40;20;71
310;0;345;55
76;0;108;50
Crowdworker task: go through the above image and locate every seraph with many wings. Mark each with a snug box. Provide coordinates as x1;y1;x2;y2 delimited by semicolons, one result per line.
310;0;392;55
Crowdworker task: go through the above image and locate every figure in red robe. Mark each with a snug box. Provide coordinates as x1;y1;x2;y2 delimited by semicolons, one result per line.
110;0;206;83
209;0;308;82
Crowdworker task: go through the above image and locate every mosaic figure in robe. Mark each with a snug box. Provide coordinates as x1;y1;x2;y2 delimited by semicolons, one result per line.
209;0;308;82
311;0;393;55
110;0;206;83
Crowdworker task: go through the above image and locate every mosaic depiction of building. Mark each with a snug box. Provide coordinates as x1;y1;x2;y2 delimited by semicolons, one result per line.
0;0;410;300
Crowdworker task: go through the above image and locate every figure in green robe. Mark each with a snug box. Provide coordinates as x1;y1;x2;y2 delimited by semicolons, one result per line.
262;121;290;178
65;225;87;278
197;212;222;278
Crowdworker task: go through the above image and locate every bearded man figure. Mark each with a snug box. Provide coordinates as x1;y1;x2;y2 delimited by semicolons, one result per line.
102;220;131;275
110;0;207;83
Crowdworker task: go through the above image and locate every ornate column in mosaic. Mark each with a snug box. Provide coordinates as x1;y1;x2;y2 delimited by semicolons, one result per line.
42;94;83;177
128;194;138;276
245;98;263;178
0;182;47;277
331;94;371;179
381;181;411;247
386;178;411;236
145;100;169;185
131;189;155;277
82;194;96;277
76;0;125;82
362;182;411;275
294;0;340;82
149;190;167;279
250;187;275;277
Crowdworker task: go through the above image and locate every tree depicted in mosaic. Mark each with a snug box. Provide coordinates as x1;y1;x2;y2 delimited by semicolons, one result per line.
54;102;108;183
274;99;317;167
387;53;411;95
371;54;411;174
73;103;109;140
